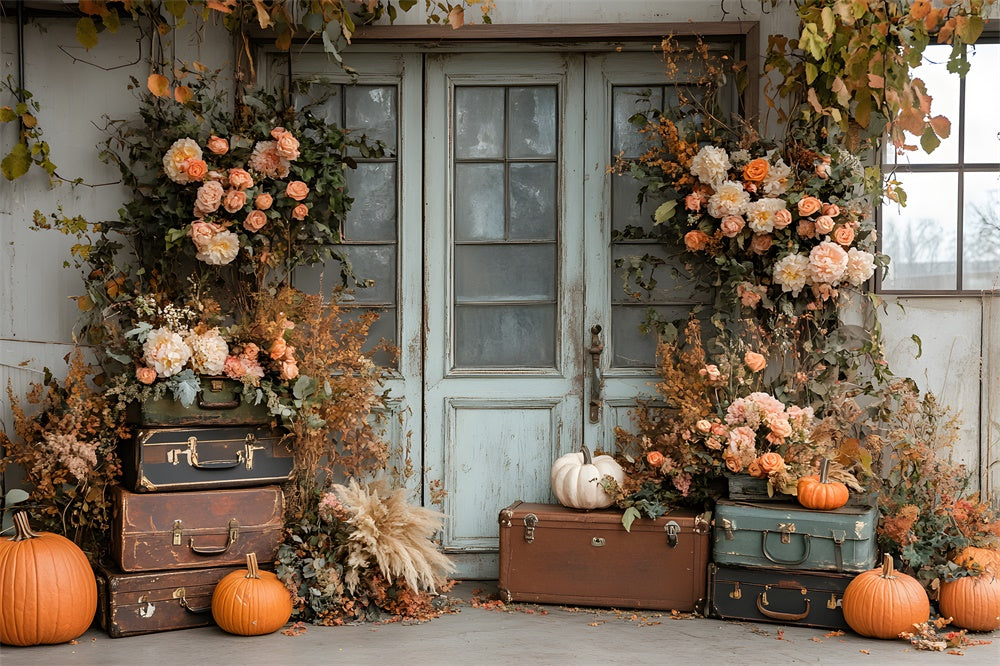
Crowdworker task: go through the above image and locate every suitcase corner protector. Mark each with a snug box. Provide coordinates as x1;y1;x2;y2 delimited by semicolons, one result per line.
497;587;513;603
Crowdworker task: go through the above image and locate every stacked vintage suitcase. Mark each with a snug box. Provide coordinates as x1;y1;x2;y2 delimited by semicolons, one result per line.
707;479;878;630
95;379;291;637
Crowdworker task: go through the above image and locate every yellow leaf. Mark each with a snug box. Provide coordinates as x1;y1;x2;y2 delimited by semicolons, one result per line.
448;6;465;30
77;294;94;312
147;73;170;98
21;113;37;129
76;16;100;50
206;0;236;13
275;30;292;51
831;76;851;107
252;0;273;28
174;85;193;104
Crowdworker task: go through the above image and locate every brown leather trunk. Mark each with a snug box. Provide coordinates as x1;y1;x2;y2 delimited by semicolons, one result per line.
498;501;711;612
111;485;284;572
95;563;242;637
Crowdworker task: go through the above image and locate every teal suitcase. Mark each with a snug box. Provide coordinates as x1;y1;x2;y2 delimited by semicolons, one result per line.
713;500;877;573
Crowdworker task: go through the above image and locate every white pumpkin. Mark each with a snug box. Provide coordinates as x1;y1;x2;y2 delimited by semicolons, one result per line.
550;445;626;509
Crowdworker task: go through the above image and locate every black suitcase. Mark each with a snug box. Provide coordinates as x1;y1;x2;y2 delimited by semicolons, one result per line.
119;425;293;492
708;563;855;630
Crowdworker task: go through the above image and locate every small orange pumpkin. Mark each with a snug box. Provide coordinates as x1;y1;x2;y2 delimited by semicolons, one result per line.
797;458;849;511
952;546;1000;576
0;511;97;646
842;554;930;639
939;574;1000;632
212;552;292;636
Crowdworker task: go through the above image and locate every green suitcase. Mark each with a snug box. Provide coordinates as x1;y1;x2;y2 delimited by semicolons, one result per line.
713;500;877;573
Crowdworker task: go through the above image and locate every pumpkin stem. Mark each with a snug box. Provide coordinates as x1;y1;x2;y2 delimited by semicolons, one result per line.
881;553;895;579
580;445;593;466
819;458;830;484
9;511;42;541
245;552;260;579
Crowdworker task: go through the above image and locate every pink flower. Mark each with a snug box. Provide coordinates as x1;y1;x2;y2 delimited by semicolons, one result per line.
797;196;822;217
815;215;836;235
255;193;273;210
189;220;224;249
808;240;849;284
228;168;254;190
685;193;703;212
699;364;722;382
223;189;247;214
797;219;816;239
244;210;268;233
279;359;299;381
270;126;288;139
749;233;773;255
224;355;247;379
727;426;756;454
241;343;260;360
684;229;710;251
286;180;310;201
194;181;224;216
744;351;767;373
136;366;157;385
291;203;309;221
207;135;229;155
270;337;287;360
832;224;855;247
773;208;793;230
710;423;728;437
720;215;745;238
765;414;793;439
815;162;831;179
737;282;762;308
822;203;840;218
695;420;712;434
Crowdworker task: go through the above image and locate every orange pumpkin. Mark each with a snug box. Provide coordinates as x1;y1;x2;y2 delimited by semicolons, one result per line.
939;574;1000;632
0;511;97;646
212;552;292;636
797;459;849;511
842;554;930;639
952;546;1000;576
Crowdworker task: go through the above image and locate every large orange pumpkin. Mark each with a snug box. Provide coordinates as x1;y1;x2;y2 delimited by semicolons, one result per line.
212;552;292;636
939;574;1000;632
952;546;1000;576
796;459;849;511
842;554;930;639
0;511;97;646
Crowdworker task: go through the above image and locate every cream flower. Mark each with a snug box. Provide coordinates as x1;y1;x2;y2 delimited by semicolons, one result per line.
773;253;811;296
195;229;240;265
163;138;203;184
809;241;849;284
707;181;750;218
845;248;876;286
744;198;787;234
194;181;224;217
249;140;291;179
187;328;229;375
690;145;731;187
142;327;192;378
762;158;792;196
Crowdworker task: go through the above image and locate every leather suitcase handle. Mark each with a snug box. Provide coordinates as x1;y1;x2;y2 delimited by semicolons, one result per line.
174;587;212;614
756;593;811;622
188;518;239;556
761;531;811;565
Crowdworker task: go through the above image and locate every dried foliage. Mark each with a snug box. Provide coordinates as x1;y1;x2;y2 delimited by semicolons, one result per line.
0;350;127;561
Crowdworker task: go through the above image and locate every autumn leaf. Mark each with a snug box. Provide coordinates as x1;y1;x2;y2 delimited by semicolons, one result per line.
206;0;237;13
807;87;823;113
77;294;94;312
174;86;193;104
147;73;170;98
252;0;273;28
78;0;109;16
1;141;30;180
20;113;37;129
867;73;885;89
76;17;99;50
955;15;984;44
928;115;951;140
448;7;465;30
275;30;292;51
831;76;851;107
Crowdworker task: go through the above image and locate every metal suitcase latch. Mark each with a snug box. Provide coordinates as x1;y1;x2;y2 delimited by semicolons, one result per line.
778;522;796;544
721;518;735;540
664;520;680;548
523;513;538;543
172;520;183;546
729;582;742;600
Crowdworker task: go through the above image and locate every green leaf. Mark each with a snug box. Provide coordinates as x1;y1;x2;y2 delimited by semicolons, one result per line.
653;200;677;224
956;15;984;44
102;8;120;33
399;0;417;11
805;62;819;84
621;506;640;532
292;374;313;400
4;488;30;506
820;6;836;36
164;0;187;20
799;23;826;61
911;334;923;359
919;126;941;154
1;141;30;180
76;17;99;50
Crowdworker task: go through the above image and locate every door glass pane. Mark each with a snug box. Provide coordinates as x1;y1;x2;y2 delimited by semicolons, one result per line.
881;171;959;290
455;244;557;302
345;163;396;242
455;163;505;241
509;162;556;240
455;87;505;158
455;305;555;367
963;171;1000;289
338;245;397;304
612;305;696;368
508;87;557;158
345;85;397;151
613;86;663;158
612;174;663;236
964;43;1000;164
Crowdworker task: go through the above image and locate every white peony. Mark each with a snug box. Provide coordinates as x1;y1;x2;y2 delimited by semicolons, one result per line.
163;138;203;184
773;253;811;296
707;180;750;218
690;145;731;186
195;229;240;265
845;248;876;286
187;328;229;375
143;327;192;378
763;158;793;196
744;198;787;234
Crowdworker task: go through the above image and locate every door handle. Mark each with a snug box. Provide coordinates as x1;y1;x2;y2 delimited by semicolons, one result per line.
588;325;603;423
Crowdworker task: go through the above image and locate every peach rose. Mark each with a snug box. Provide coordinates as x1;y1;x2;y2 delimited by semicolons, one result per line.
194;181;224;216
695;420;712;434
765;416;793;440
647;451;665;467
699;364;722;381
136;366;157;385
797;196;823;217
747;459;765;478
269;337;287;360
797;219;816;239
286;180;310;201
744;351;767;373
241;343;260;360
184;159;208;181
815;162;831;179
255;193;273;210
773;208;793;230
207;135;229;155
685;193;703;212
757;452;786;474
742;158;769;182
223;355;247;379
279;359;299;381
832;225;855;247
291;204;309;221
270;126;288;139
737;282;762;308
711;423;728;437
814;215;836;235
275;131;300;160
228;168;254;190
724;454;743;474
189;220;223;248
223;189;247;214
822;203;840;218
684;230;711;252
720;215;745;238
749;233;773;255
244;210;268;233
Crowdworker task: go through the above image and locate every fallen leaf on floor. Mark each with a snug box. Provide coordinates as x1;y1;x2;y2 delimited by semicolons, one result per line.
810;637;822;643
69;640;79;645
860;649;870;655
281;621;308;636
947;650;964;656
776;629;785;641
824;630;845;637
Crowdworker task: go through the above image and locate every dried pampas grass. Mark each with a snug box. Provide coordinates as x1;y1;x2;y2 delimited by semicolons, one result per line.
332;479;455;594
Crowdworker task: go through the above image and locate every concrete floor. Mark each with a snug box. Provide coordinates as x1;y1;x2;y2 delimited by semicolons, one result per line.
3;582;999;666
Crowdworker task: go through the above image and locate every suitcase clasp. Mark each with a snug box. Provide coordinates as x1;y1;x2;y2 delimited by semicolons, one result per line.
721;518;734;540
664;520;680;548
827;593;839;610
244;433;264;471
591;537;605;547
523;513;538;543
778;522;796;544
173;587;211;614
172;520;183;546
729;582;742;600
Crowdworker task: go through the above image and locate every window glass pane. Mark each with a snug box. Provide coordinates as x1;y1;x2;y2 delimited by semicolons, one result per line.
292;83;343;126
884;45;958;165
455;244;556;302
455;304;555;367
338;245;397;304
455;87;505;158
964;42;1000;164
882;172;958;290
508;86;557;158
455;163;505;241
345;163;396;242
613;87;663;158
963;171;1000;290
345;85;397;151
611;304;695;368
509;162;556;240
